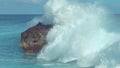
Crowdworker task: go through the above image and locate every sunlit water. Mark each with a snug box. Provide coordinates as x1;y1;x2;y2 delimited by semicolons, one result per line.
0;14;120;68
37;0;120;68
0;15;81;68
0;1;120;68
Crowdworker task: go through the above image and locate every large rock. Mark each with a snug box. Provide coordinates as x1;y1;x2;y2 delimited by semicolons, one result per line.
20;22;52;54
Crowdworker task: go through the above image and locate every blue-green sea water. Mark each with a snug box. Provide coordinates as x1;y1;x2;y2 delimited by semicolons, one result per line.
0;15;82;68
0;14;120;68
0;15;39;68
1;0;120;68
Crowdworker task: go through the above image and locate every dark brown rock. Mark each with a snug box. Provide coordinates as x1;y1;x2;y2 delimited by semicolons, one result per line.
20;22;52;54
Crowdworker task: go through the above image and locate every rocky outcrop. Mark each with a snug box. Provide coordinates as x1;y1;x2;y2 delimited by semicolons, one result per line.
20;22;52;54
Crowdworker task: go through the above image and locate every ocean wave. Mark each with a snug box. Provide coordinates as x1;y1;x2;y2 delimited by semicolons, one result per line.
36;0;120;68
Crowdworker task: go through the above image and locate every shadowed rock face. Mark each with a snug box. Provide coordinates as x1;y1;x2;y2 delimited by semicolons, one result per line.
20;22;52;54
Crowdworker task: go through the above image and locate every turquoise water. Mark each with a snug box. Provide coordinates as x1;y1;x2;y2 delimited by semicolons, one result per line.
1;0;120;68
0;15;80;68
0;14;120;68
0;15;41;68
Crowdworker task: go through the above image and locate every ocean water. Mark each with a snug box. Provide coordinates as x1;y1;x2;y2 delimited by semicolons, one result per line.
37;0;120;68
0;15;120;68
0;0;120;68
0;15;82;68
0;15;41;68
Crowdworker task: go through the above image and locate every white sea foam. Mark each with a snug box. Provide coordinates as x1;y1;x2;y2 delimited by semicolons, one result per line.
27;17;43;27
37;0;120;67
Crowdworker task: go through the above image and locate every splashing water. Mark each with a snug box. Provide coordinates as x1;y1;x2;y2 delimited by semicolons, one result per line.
37;0;120;67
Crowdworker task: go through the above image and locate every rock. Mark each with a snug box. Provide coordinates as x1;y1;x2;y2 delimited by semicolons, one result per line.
20;22;52;54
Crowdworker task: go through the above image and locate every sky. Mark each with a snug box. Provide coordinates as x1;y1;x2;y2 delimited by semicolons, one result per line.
0;0;119;14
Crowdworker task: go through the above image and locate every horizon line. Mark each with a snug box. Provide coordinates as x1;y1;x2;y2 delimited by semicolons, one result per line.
0;14;43;15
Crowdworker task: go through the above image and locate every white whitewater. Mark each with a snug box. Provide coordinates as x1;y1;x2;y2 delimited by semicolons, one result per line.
37;0;120;67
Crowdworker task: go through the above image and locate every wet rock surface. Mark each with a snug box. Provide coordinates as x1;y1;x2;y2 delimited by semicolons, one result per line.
20;22;52;54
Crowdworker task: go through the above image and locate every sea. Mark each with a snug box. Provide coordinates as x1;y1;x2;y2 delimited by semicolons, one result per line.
0;14;83;68
0;14;120;68
0;15;41;68
0;0;120;68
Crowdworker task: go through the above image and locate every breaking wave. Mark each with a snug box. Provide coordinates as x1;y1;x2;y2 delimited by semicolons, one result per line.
37;0;120;67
